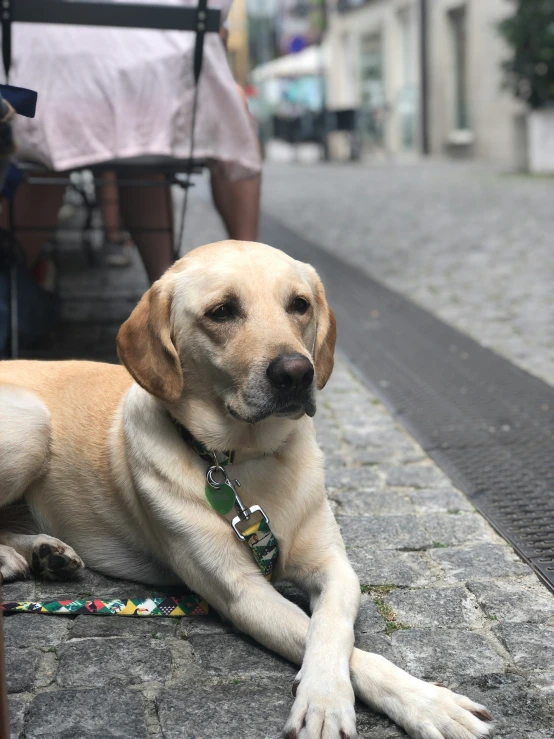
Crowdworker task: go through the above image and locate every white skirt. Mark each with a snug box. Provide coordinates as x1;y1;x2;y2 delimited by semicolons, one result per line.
9;0;261;179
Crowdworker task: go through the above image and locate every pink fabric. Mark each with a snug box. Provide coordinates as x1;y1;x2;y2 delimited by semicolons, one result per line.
10;0;261;179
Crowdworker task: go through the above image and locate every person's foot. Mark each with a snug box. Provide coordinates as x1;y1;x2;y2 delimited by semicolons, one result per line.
104;239;133;268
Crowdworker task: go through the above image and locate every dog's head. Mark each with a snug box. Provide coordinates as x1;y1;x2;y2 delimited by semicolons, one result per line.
117;241;335;428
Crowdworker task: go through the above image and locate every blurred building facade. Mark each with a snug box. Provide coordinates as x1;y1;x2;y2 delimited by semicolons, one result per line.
325;0;523;164
326;0;420;157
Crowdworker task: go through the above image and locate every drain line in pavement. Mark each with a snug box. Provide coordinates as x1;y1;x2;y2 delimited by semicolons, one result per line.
261;214;554;594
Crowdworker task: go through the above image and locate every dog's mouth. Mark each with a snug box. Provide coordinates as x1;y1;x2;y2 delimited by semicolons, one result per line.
226;394;316;424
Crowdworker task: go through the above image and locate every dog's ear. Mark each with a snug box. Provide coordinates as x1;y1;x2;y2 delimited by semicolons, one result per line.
310;270;337;390
117;282;184;404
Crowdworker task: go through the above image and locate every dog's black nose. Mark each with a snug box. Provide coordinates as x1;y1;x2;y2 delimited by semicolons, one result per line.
267;354;314;393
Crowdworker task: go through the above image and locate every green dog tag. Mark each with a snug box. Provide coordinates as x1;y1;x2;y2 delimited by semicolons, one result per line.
205;482;235;515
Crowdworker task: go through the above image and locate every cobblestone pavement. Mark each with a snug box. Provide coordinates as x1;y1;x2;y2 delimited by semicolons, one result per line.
260;161;554;386
4;180;554;737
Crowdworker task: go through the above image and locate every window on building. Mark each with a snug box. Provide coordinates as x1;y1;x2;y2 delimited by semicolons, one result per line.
359;33;385;147
448;6;468;130
398;6;418;150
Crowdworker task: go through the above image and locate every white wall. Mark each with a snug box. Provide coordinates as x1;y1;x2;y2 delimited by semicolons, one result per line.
428;0;524;163
325;0;523;163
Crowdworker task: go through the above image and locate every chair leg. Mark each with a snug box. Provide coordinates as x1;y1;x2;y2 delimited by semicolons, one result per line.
9;258;18;359
6;197;18;359
82;190;97;267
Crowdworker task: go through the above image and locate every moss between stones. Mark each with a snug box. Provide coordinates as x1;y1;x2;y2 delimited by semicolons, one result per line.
360;584;409;634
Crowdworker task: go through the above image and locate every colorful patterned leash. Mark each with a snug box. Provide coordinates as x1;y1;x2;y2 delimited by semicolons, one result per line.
1;424;279;617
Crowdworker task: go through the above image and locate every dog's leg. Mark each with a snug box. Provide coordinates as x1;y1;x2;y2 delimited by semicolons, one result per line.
0;543;30;582
350;649;493;739
158;513;491;739
0;387;61;582
0;386;51;507
0;533;84;580
285;529;492;739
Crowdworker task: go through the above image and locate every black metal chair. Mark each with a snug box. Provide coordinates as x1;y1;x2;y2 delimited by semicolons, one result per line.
0;0;221;358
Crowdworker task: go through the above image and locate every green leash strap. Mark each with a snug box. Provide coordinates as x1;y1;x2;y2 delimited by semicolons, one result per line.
2;593;209;617
1;520;279;616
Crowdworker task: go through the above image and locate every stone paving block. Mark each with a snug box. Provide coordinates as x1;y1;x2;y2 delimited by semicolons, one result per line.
157;681;292;739
333;490;414;517
178;614;235;636
386;587;483;629
407;487;475;513
351;446;397;465
34;566;185;602
354;632;401;664
35;649;59;689
189;633;295;676
69;614;176;639
356;709;407;739
430;543;529;582
495;623;554;671
8;693;28;738
5;647;40;693
57;637;172;687
34;568;135;600
348;549;435;587
338;514;432;551
391;629;505;681
457;673;554;738
419;512;491;546
2;579;36;602
355;595;386;635
528;670;554;698
324;452;349;470
467;578;554;624
4;614;70;648
25;687;148;738
326;466;381;492
343;427;410;449
385;465;447;489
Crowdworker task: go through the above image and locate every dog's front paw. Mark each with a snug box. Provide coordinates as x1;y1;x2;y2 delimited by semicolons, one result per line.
0;544;30;582
284;672;357;739
31;535;84;580
381;677;493;739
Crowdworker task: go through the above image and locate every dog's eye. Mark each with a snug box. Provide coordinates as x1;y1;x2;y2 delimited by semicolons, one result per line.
207;304;235;321
291;297;310;315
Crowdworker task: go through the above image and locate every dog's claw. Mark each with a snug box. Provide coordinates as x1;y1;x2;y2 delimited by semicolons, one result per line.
472;708;493;722
292;680;300;697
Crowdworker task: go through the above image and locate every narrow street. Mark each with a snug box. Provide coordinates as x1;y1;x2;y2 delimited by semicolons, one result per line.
5;160;554;738
260;161;554;386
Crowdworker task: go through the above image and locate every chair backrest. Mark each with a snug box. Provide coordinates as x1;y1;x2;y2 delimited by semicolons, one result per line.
1;0;220;82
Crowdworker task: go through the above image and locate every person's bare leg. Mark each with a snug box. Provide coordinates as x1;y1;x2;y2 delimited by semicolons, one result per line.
210;169;261;241
117;174;174;283
100;171;124;243
0;182;65;267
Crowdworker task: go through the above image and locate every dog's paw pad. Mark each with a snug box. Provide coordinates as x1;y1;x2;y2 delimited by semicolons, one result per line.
31;538;84;580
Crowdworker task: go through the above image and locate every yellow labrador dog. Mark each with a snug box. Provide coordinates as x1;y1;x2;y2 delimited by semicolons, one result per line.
0;241;492;739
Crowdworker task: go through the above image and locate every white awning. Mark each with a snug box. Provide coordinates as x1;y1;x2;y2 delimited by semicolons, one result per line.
252;46;325;82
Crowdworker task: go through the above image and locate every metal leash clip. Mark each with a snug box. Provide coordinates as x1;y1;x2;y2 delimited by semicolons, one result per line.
206;453;270;542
